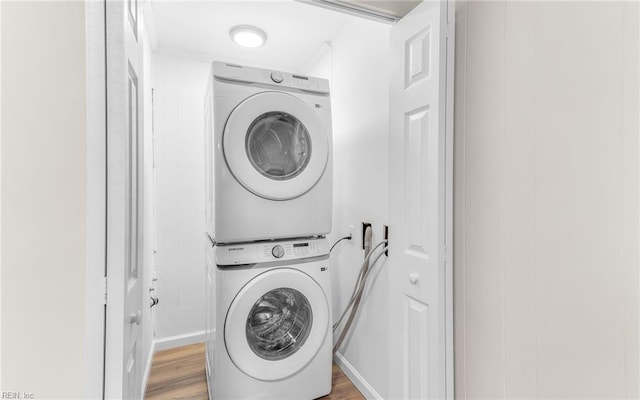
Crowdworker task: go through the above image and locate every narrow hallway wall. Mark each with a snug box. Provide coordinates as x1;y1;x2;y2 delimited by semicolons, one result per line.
453;2;639;398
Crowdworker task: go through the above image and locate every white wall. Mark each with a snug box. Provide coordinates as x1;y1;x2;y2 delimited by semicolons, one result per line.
304;19;392;399
152;53;210;347
1;1;87;397
454;1;639;398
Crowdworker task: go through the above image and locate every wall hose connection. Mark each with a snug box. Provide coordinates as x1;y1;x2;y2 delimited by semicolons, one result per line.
332;225;388;354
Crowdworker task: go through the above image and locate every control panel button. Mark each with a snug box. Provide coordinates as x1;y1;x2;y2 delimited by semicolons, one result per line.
272;245;285;258
270;71;284;83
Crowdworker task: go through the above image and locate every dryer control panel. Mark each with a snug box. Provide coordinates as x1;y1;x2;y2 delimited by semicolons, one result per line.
213;61;330;95
216;237;329;266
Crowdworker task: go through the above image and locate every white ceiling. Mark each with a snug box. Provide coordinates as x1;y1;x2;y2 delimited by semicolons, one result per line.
148;1;356;72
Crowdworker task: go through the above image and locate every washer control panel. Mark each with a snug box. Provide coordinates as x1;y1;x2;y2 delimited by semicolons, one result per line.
216;238;328;266
262;241;322;260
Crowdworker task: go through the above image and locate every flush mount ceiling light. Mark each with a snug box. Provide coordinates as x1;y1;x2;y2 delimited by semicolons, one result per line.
229;25;267;48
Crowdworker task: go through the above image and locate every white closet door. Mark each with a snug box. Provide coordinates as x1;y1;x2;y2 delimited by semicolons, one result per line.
388;1;454;399
105;0;145;398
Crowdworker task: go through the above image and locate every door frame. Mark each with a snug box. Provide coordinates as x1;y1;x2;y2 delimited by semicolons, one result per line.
445;2;455;397
84;0;107;398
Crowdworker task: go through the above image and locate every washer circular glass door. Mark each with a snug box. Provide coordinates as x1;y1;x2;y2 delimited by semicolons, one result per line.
223;92;329;200
224;268;329;381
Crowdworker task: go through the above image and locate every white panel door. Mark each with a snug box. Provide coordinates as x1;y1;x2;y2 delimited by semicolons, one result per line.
388;1;454;399
105;0;145;398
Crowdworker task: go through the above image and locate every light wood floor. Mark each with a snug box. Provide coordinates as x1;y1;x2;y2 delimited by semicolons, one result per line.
145;343;365;400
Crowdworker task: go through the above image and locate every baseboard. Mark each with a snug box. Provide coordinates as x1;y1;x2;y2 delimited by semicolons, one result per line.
141;340;155;399
333;352;383;400
154;330;206;351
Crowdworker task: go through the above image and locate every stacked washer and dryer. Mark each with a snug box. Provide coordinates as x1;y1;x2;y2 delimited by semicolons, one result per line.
204;62;333;399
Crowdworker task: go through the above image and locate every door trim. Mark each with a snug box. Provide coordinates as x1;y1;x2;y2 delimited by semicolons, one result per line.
84;0;107;398
296;0;400;24
444;2;455;398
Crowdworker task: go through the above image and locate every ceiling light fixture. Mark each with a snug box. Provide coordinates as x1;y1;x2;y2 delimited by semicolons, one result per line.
229;25;267;48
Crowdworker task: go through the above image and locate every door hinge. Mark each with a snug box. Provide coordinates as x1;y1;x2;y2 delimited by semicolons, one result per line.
103;276;108;305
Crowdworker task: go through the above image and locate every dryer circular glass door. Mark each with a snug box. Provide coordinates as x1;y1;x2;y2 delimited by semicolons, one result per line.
224;268;329;381
223;91;329;200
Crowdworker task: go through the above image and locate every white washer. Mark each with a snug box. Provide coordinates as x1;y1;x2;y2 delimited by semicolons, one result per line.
205;237;332;399
205;62;333;243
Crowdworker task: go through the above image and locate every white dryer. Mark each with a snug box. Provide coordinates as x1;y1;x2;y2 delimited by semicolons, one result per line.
205;237;332;399
205;62;333;243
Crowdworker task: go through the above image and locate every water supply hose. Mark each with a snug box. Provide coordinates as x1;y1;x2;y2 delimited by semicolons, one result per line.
332;226;372;350
333;226;388;354
332;240;387;330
